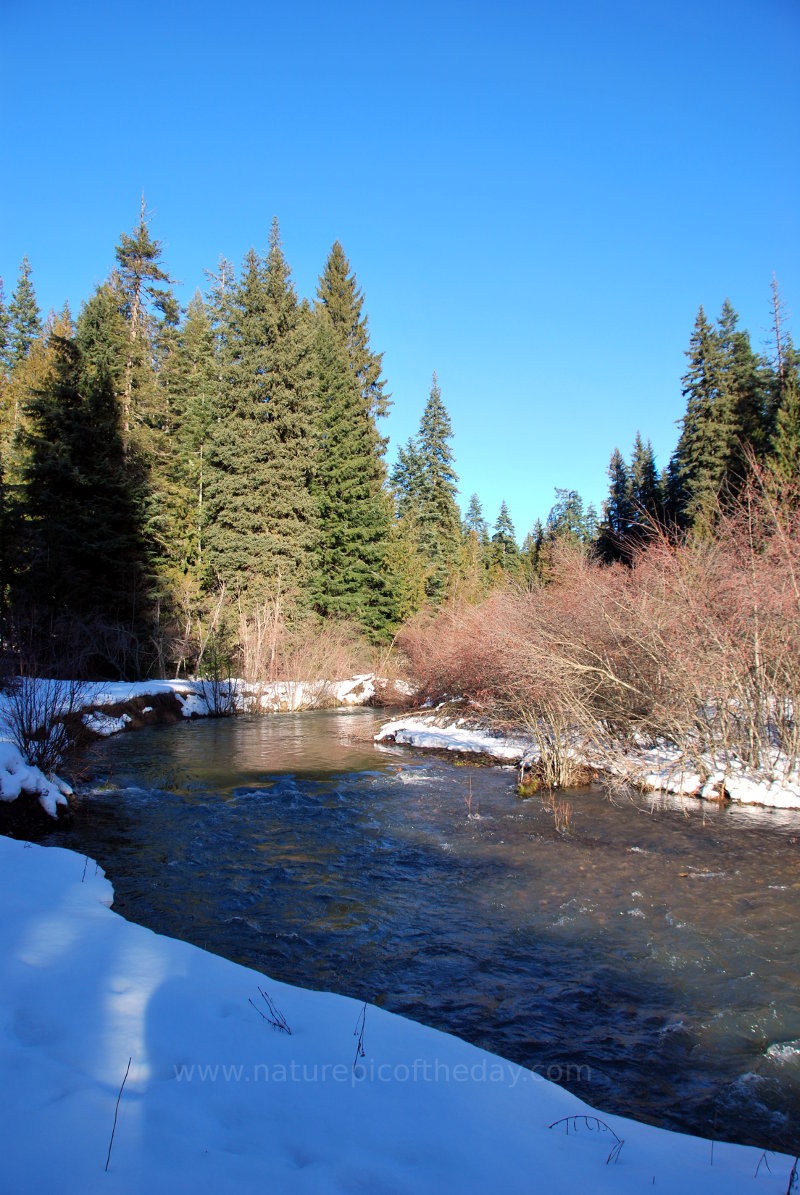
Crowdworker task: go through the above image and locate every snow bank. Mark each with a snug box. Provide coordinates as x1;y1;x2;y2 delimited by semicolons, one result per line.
377;714;800;809
376;714;530;761
1;834;794;1194
0;741;71;817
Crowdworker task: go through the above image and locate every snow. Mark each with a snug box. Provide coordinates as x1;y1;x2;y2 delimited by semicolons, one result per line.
376;713;800;809
0;740;71;817
82;711;132;737
376;714;530;761
1;833;794;1194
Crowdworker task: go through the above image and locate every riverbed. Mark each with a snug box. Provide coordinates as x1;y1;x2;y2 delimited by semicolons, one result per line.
47;707;800;1153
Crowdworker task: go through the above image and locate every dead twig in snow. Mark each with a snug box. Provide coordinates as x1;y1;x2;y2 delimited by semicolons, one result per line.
105;1056;132;1172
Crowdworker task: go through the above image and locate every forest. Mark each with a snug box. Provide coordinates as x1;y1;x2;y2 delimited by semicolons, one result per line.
0;204;798;706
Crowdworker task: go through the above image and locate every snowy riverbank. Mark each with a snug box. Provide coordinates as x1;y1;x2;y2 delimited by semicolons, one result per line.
1;833;795;1194
375;711;800;810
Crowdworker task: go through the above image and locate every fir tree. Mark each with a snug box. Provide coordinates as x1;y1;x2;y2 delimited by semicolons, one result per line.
0;278;10;376
15;329;143;672
668;306;736;532
415;373;461;602
771;373;800;480
155;292;218;581
316;240;390;423
391;438;425;518
491;500;519;574
114;198;178;451
206;247;273;593
598;449;633;561
207;223;317;600
629;432;660;522
463;493;489;542
545;488;591;546
7;256;42;372
311;311;391;635
260;220;317;594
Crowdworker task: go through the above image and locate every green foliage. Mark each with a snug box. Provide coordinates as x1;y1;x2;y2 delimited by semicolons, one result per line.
490;500;519;575
315;240;390;424
206;223;317;602
771;372;800;481
0;277;10;377
14;329;145;674
311;312;392;636
7;256;42;372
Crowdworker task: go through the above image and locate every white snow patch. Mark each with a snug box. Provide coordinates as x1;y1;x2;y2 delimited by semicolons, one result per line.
376;715;529;761
82;711;132;737
0;835;795;1193
0;741;71;817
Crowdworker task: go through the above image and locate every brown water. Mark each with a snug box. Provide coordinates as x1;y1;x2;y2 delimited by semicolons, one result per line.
50;708;800;1152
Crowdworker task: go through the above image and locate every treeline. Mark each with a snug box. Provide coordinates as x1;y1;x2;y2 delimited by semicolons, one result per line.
0;208;481;677
0;203;797;681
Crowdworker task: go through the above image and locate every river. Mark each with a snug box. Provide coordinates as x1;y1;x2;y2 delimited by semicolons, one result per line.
47;707;800;1153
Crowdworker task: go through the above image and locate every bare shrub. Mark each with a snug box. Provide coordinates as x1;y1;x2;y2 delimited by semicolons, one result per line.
399;474;800;785
1;674;93;774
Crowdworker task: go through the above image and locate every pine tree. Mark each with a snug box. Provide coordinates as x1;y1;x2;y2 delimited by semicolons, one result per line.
7;256;42;372
316;240;390;423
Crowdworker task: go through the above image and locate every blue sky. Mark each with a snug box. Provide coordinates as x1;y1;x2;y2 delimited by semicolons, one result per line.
2;0;798;539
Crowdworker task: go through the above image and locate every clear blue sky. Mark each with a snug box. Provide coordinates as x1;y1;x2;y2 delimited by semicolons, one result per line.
2;0;798;539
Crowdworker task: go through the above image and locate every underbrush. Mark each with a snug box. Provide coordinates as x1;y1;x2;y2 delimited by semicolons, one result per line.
399;473;800;788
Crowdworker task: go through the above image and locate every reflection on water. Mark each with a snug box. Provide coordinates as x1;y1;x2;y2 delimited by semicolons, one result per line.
52;708;800;1152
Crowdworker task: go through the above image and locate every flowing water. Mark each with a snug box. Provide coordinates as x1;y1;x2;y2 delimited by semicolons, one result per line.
50;708;800;1152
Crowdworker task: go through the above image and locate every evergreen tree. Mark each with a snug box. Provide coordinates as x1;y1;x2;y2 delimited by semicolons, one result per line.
463;492;489;542
114;198;178;451
207;223;317;600
520;519;545;587
206;248;273;593
629;432;660;522
491;500;519;574
7;256;42;372
716;299;768;469
771;372;800;480
15;329;143;673
155;292;218;582
311;311;392;635
457;492;491;599
0;278;10;376
545;488;591;546
668;306;736;531
597;448;634;561
415;373;461;602
316;240;390;423
391;438;425;517
260;221;317;594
